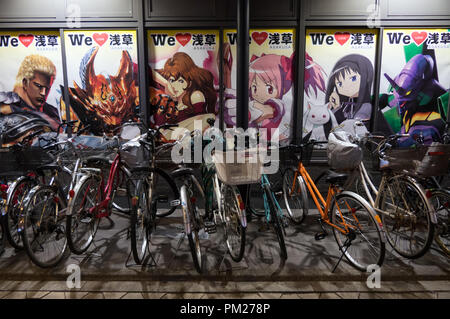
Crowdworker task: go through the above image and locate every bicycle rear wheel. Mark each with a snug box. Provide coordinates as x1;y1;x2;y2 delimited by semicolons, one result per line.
153;169;179;218
66;175;101;255
4;176;37;249
21;185;68;268
222;184;246;262
428;189;449;256
181;184;203;273
264;184;287;260
282;167;308;224
378;176;435;259
330;191;385;271
130;179;153;264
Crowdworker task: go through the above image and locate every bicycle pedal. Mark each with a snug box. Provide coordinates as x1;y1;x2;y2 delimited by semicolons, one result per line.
314;232;327;241
204;221;216;234
170;199;181;207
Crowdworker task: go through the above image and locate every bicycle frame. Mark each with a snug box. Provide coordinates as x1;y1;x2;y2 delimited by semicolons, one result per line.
261;174;283;222
290;161;360;235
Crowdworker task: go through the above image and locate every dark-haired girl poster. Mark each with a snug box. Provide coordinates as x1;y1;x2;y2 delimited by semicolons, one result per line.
303;29;378;142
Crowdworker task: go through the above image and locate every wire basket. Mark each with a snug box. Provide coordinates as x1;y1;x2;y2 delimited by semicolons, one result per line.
120;143;150;168
381;143;450;177
213;148;263;185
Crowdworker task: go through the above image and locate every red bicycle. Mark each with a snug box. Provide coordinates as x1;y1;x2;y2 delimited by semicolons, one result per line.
65;131;133;255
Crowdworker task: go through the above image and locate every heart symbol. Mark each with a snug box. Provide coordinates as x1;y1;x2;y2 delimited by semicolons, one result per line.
252;32;268;45
334;32;350;46
93;33;108;46
411;31;428;46
175;33;191;46
18;34;34;47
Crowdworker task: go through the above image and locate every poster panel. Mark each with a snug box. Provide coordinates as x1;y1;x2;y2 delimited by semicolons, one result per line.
379;28;450;147
63;30;139;135
0;31;64;145
303;28;378;143
223;28;296;143
147;29;219;135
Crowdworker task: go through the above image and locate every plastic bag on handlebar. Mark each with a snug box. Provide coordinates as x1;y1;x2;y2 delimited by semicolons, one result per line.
327;131;363;172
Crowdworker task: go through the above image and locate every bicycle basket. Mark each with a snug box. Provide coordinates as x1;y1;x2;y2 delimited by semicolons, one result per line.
381;147;427;172
327;131;363;172
414;143;450;177
120;142;150;168
213;148;262;185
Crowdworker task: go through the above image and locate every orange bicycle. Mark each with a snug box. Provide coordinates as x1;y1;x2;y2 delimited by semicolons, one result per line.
281;141;385;272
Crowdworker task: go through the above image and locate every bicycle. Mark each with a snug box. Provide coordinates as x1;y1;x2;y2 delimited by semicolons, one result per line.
125;122;180;265
282;141;385;272
345;132;437;259
204;124;247;263
17;124;86;267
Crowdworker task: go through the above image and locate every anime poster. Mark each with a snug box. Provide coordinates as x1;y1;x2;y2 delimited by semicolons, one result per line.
223;28;295;143
0;31;64;145
303;28;378;143
379;28;450;147
63;30;139;135
147;30;219;135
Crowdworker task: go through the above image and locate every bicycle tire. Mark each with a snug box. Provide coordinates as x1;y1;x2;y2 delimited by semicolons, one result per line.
181;184;203;273
428;189;449;256
264;184;287;260
282;167;308;224
154;168;180;218
112;165;134;214
330;191;385;272
4;176;37;250
222;184;246;262
21;185;68;268
130;179;153;264
66;175;101;255
378;175;435;259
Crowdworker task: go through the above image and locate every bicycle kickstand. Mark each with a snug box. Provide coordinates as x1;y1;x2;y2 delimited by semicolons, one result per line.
331;231;355;273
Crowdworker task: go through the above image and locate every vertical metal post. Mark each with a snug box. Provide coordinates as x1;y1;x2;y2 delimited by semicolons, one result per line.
236;0;249;130
219;28;224;131
59;28;72;137
137;0;149;129
371;27;384;133
295;0;306;145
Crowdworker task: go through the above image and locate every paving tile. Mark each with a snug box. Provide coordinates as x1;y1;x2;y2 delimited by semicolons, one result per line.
142;292;166;299
336;292;360;299
0;291;11;299
417;281;450;292
258;293;282;299
280;293;301;299
297;293;320;299
319;293;342;299
65;292;89;299
437;292;450;299
82;292;105;299
42;292;66;299
121;293;144;299
2;291;27;299
26;291;51;299
103;292;127;299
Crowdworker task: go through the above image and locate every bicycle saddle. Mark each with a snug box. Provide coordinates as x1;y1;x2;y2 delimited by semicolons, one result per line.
325;170;348;186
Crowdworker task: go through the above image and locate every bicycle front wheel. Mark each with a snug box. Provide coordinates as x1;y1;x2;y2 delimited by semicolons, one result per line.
282;167;308;224
222;184;246;262
265;184;287;260
4;176;37;250
331;191;385;272
378;176;434;259
429;189;449;256
66;175;101;255
21;185;68;268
